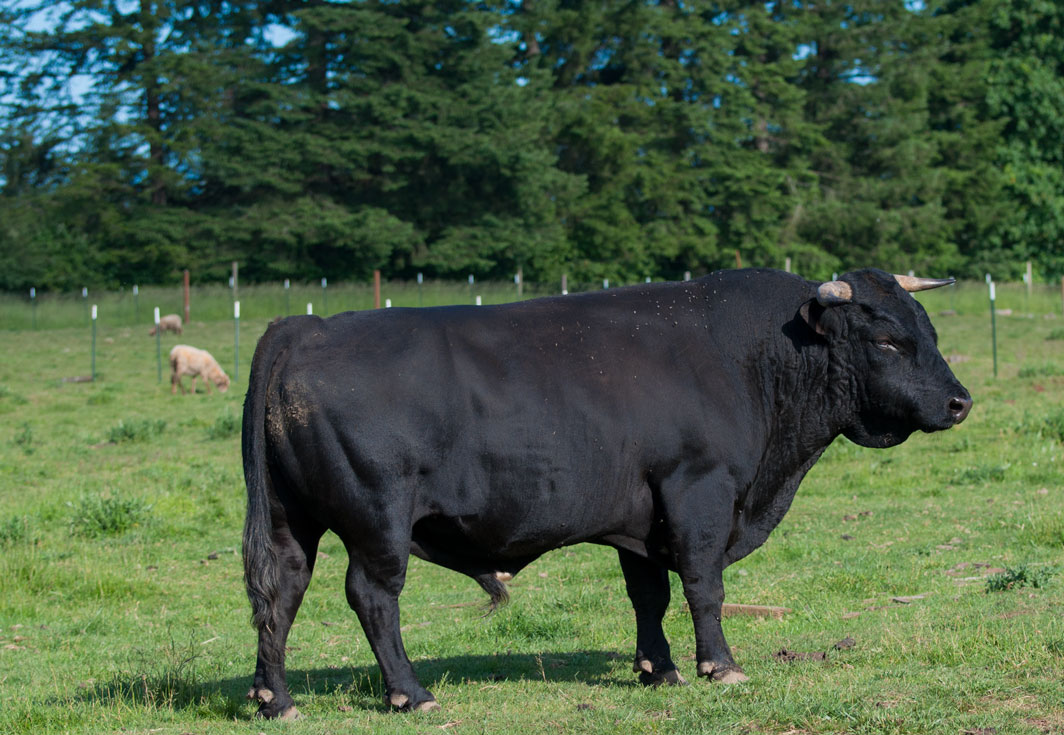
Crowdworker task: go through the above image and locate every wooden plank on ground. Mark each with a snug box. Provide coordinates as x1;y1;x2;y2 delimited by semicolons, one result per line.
721;603;790;619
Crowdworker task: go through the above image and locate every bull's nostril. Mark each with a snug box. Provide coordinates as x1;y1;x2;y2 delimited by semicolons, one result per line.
948;395;972;423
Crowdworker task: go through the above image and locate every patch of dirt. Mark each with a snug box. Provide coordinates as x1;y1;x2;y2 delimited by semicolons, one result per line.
772;649;827;663
996;609;1033;620
891;594;929;604
833;637;855;650
1025;716;1064;734
945;562;1007;583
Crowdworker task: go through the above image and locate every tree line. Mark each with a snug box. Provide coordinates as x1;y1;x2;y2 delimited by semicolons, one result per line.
1;0;1061;292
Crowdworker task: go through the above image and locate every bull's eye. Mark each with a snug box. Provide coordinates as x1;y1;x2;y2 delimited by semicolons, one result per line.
874;338;899;353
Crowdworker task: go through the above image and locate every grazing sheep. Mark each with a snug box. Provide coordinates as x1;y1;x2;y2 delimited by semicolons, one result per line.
149;313;183;336
169;345;230;395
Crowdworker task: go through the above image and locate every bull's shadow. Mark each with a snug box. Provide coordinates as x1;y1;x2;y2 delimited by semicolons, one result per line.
71;649;629;718
281;648;630;701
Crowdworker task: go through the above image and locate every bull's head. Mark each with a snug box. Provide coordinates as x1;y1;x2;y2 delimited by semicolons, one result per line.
803;269;972;448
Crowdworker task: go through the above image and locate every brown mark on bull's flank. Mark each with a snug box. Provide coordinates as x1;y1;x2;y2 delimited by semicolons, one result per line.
285;399;311;427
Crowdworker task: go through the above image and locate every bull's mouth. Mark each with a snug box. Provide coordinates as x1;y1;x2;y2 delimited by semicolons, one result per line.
844;417;914;448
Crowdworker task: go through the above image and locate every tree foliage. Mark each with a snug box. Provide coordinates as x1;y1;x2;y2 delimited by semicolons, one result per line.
0;0;1059;291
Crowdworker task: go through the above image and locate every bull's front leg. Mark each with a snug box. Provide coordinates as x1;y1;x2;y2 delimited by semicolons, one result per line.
664;472;750;684
677;553;748;684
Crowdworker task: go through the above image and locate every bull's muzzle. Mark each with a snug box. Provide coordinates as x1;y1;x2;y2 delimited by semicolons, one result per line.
947;393;972;424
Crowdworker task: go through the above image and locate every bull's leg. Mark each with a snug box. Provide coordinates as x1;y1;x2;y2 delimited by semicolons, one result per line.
344;553;439;712
248;521;322;719
678;551;748;684
664;473;749;685
617;549;686;686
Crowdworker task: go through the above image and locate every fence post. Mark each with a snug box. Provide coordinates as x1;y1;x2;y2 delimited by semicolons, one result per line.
30;287;36;330
154;307;162;384
91;304;97;381
374;270;381;309
234;300;240;382
183;270;190;326
989;281;998;379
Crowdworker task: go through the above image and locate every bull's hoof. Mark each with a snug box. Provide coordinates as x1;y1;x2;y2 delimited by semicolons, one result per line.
638;668;689;687
247;686;300;719
387;691;440;712
634;657;688;687
713;669;749;684
277;706;303;720
697;661;749;684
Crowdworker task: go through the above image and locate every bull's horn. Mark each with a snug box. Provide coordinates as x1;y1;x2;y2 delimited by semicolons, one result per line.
817;280;852;305
894;275;955;292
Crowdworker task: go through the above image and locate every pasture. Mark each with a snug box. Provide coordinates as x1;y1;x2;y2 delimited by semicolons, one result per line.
0;278;1061;735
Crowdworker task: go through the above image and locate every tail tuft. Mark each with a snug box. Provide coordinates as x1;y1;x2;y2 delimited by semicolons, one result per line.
475;574;510;616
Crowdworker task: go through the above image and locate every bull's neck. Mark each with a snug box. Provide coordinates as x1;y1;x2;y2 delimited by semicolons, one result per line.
762;319;851;465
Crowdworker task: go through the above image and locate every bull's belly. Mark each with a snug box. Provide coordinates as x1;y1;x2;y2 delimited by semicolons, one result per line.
412;467;655;561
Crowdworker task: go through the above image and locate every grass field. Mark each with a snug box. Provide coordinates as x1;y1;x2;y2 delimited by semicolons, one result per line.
0;279;1062;735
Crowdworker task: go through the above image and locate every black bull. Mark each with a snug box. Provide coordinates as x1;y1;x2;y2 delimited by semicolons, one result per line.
242;268;971;718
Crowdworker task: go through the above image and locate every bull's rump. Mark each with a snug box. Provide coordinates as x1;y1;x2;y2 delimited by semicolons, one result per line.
258;290;755;557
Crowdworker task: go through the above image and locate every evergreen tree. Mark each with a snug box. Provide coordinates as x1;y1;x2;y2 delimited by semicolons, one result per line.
983;0;1064;278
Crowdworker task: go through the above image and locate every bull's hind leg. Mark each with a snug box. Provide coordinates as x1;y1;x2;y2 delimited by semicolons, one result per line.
248;518;323;719
344;550;439;712
618;549;686;686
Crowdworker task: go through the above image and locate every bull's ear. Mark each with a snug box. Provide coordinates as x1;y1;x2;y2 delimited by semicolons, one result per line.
799;299;845;338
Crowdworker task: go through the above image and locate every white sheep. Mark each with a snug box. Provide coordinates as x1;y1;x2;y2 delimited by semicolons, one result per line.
169;345;230;395
149;313;183;336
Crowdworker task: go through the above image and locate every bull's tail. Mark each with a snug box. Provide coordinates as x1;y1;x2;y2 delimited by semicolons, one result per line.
241;322;294;633
475;574;510;614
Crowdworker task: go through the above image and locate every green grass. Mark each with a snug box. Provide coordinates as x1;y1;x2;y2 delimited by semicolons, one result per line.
0;284;1062;734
